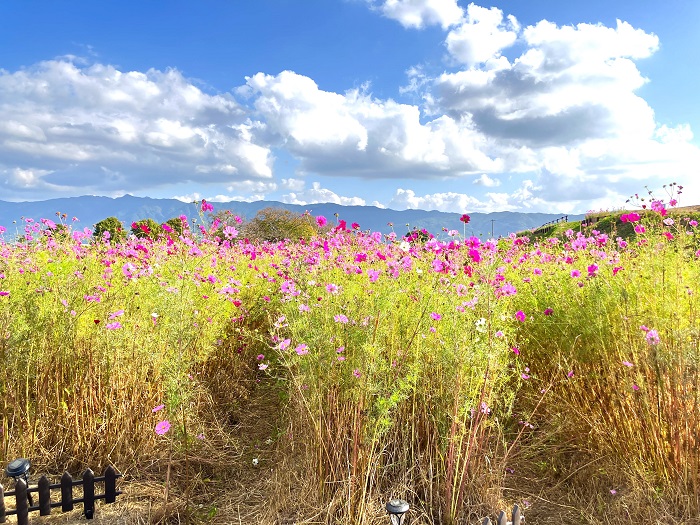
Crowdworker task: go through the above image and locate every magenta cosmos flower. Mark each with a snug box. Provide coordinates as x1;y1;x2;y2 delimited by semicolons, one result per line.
155;420;171;435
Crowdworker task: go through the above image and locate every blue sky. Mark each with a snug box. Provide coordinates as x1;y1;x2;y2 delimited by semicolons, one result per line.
1;0;698;213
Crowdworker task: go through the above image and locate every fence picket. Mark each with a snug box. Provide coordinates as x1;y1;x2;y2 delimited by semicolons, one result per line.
496;509;507;525
83;468;95;519
105;465;117;503
0;483;5;523
481;517;492;525
38;475;51;515
511;504;521;524
15;479;28;525
61;471;74;512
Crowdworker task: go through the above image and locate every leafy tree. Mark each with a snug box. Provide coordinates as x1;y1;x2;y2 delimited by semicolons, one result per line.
130;218;163;241
241;207;317;242
164;217;186;237
93;216;126;242
207;209;243;242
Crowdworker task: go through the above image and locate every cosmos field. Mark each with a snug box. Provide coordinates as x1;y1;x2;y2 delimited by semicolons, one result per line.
1;191;699;524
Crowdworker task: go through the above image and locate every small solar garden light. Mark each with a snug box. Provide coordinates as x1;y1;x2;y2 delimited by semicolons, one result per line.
6;457;33;505
386;498;410;525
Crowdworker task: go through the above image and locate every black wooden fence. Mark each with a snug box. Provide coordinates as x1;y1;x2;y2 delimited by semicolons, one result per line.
0;466;121;524
481;504;523;525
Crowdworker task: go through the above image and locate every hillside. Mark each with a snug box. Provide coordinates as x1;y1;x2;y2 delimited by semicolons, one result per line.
0;195;584;239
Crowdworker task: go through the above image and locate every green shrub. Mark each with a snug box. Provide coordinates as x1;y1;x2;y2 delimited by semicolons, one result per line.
93;216;126;242
130;218;163;240
241;207;317;242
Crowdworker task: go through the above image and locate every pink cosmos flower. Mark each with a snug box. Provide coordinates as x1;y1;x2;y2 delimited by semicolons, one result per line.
155;420;171;435
622;360;634;367
223;226;238;239
258;363;268;371
0;291;9;297
201;200;214;213
634;225;646;234
571;269;580;278
334;314;349;324
122;262;136;278
316;216;328;228
352;369;361;378
152;404;165;413
632;384;640;391
430;312;442;321
512;347;520;356
295;344;309;356
567;370;574;378
105;322;122;330
650;200;667;216
645;329;660;345
543;308;554;316
515;310;526;322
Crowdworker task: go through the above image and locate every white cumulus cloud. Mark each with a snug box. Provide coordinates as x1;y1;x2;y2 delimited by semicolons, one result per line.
244;70;501;179
281;182;366;206
368;0;463;29
0;59;273;200
473;174;500;187
445;4;519;66
387;181;552;212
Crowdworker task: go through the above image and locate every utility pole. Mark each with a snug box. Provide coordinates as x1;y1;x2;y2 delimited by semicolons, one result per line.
491;219;495;238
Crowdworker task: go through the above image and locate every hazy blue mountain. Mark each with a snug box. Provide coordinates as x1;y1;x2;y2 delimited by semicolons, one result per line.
0;195;584;239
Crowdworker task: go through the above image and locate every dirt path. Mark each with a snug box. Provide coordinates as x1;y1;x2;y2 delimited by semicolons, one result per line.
39;377;284;524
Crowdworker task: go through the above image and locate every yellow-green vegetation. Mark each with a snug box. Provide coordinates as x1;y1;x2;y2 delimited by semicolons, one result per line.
0;194;699;524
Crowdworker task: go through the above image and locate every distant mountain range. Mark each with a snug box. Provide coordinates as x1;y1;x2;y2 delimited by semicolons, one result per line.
0;195;584;239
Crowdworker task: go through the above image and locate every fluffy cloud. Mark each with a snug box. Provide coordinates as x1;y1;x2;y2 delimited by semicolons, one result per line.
436;19;660;147
172;192;267;204
281;182;366;206
445;4;519;66
368;0;463;29
388;180;549;212
244;70;501;179
473;174;500;187
0;59;273;200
